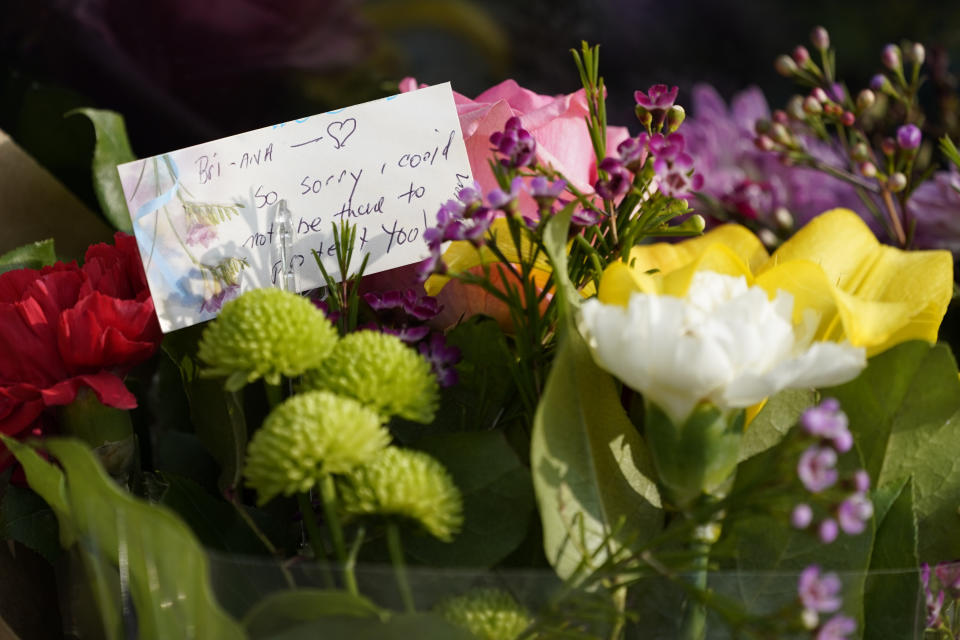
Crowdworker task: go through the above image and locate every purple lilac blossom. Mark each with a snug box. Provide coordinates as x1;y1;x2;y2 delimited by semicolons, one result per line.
488;177;524;210
682;84;869;227
798;445;838;492
528;177;566;208
798;565;842;613
817;614;857;640
907;168;960;253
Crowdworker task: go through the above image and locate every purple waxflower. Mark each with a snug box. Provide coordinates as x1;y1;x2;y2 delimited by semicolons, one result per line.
416;251;445;283
528;176;567;209
363;290;403;311
595;157;633;201
798;445;839;492
896;124;922;150
199;283;240;314
836;493;873;535
490;116;536;168
462;207;496;245
828;83;846;103
798;565;843;613
819;518;839;543
852;470;870;493
922;565;946;628
816;614;856;640
617;134;649;171
792;503;814;529
935;562;960;596
571;207;604;227
801;398;853;452
419;332;462;387
882;44;901;71
487;176;524;211
457;181;484;209
635;84;679;111
870;74;890;92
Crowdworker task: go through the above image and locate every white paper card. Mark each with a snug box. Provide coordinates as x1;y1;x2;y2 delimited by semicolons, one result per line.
117;83;473;333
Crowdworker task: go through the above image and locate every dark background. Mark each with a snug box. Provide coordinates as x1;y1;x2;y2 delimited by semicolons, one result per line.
4;0;960;214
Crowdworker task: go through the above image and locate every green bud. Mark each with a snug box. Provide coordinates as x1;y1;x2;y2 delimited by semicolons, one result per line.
770;122;792;146
787;96;806;120
856;89;876;111
635;104;652;126
666;105;686;132
803;96;823;115
775;55;798;77
888;172;908;192
850;142;870;163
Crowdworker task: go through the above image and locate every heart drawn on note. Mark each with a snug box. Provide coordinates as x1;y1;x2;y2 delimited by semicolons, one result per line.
326;118;357;149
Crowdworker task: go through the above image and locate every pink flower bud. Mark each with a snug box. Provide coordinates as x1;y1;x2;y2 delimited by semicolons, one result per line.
882;44;901;71
859;162;877;178
812;87;829;103
811;26;830;50
775;55;798;77
803;96;823;115
793;45;811;65
841;111;856;126
856;89;876;111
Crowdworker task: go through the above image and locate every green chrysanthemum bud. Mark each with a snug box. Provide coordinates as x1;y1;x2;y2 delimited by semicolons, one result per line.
340;447;463;541
303;330;438;423
198;288;338;390
244;390;389;504
436;588;533;640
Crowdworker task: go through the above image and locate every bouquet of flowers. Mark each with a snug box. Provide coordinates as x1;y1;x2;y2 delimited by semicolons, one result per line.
1;29;959;640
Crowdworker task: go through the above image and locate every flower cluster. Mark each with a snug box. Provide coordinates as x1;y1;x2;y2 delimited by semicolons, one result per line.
362;288;462;387
922;562;960;631
792;399;874;544
797;565;856;638
0;232;161;470
436;588;533;640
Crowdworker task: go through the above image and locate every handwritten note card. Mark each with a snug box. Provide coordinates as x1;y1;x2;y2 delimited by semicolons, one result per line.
117;83;473;332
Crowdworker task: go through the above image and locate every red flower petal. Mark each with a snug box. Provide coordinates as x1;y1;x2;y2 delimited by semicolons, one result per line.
41;372;136;410
57;291;161;372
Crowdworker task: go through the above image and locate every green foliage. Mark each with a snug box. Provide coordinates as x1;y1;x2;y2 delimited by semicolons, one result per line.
823;341;960;562
261;612;476;640
0;238;57;274
163;325;249;492
531;316;661;582
67;108;135;232
737;389;816;462
863;478;922;640
3;436;244;640
0;484;61;562
406;431;536;568
242;589;384;639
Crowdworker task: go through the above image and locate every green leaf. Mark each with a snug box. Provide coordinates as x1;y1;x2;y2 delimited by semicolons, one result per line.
738;389;815;462
242;589;383;639
5;436;244;640
162;327;249;492
863;478;922;640
159;473;270;555
67;108;135;232
261;613;476;640
531;319;662;582
542;204;580;311
0;484;61;562
0;238;57;274
406;431;536;567
1;436;74;546
824;341;960;562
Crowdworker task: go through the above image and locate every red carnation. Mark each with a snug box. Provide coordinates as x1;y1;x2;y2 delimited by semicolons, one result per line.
0;232;161;470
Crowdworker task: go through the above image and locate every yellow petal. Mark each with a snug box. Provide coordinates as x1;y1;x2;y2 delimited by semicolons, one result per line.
424;218;553;296
658;243;756;297
760;208;954;353
627;223;769;276
598;261;659;306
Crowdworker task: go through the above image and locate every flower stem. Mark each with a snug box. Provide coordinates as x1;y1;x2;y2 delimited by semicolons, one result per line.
319;475;358;596
385;521;415;612
680;523;719;640
297;492;335;588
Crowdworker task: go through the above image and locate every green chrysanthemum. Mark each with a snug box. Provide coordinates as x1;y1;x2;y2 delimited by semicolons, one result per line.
302;330;438;423
198;288;338;390
339;447;463;541
244;390;389;505
436;588;533;640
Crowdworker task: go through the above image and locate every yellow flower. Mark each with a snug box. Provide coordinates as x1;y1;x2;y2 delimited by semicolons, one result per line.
601;209;953;356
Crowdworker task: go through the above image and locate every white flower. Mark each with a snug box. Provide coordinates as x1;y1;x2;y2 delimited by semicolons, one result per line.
578;271;867;424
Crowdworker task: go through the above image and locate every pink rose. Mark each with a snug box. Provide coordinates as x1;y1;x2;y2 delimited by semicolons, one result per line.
402;77;629;213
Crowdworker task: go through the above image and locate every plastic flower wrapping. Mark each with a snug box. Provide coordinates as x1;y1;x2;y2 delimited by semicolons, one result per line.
3;23;960;640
